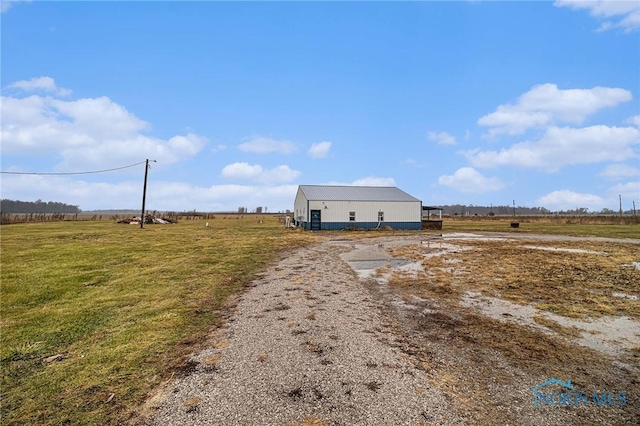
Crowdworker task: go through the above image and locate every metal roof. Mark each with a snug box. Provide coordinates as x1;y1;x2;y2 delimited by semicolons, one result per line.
298;185;421;202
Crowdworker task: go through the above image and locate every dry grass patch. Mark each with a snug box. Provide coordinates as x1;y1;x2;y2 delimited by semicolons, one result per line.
388;239;639;319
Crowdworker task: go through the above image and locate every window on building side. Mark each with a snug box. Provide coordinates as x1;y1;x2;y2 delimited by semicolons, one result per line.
349;211;356;221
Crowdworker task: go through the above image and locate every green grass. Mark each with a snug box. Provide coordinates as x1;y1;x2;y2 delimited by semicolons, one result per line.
1;217;315;425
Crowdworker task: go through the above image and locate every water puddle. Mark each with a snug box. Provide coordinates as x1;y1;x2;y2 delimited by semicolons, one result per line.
521;245;606;255
461;291;640;357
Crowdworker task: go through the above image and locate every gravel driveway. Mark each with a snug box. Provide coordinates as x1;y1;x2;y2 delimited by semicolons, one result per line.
151;238;460;425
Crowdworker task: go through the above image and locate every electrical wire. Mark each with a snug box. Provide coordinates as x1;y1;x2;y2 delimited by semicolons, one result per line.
0;160;148;175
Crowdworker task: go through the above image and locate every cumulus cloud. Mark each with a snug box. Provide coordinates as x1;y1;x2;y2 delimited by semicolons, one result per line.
478;84;632;136
0;80;207;170
598;163;640;180
221;162;300;184
221;162;263;180
238;135;297;154
351;177;396;186
438;167;505;194
536;190;604;211
260;165;301;184
308;141;332;159
427;131;457;145
555;0;640;32
466;125;639;171
8;76;71;96
326;177;397;187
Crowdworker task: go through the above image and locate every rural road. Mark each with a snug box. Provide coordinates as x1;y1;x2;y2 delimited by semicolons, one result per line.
151;237;460;425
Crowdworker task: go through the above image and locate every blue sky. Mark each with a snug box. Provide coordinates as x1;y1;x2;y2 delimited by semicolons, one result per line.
1;0;639;212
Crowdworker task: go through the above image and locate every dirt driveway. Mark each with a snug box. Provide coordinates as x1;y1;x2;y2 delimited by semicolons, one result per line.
148;233;639;425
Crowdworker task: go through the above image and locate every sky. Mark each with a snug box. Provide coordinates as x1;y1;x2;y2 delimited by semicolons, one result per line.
1;0;639;213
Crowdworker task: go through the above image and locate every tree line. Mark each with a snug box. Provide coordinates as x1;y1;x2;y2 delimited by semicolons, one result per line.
0;199;81;214
438;204;636;216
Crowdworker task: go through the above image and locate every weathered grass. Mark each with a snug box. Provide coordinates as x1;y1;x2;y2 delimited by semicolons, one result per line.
1;217;316;425
389;239;640;319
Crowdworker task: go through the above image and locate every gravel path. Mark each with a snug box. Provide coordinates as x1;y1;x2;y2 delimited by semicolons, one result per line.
151;239;460;425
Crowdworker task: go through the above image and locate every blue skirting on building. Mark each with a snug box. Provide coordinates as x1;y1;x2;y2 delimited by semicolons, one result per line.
302;221;421;231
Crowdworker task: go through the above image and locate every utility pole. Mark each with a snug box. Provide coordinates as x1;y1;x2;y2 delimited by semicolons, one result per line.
619;194;622;217
141;159;157;229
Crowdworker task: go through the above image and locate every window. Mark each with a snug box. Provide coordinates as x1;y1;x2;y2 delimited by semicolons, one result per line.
349;211;356;222
378;211;384;222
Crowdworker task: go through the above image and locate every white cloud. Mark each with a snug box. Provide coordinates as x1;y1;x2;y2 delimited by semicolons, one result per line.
1;0;31;13
308;141;332;159
626;115;640;127
466;125;640;171
598;163;640;180
608;180;640;203
555;0;640;32
438;167;505;194
259;165;301;184
221;162;263;180
536;190;604;211
8;76;71;96
326;177;397;187
221;162;300;184
238;135;297;154
428;131;457;145
0;81;206;170
351;177;396;186
478;84;632;136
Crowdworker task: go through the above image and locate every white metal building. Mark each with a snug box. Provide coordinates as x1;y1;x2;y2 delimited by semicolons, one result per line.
293;185;422;231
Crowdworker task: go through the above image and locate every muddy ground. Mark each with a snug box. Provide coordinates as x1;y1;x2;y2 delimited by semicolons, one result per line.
349;232;639;425
147;232;639;425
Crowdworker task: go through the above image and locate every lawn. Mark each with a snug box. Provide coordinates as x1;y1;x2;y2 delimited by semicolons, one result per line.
1;216;315;425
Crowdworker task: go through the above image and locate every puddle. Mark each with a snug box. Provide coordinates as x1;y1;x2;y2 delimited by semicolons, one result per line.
443;233;506;241
521;245;606;255
348;259;411;271
461;291;640;357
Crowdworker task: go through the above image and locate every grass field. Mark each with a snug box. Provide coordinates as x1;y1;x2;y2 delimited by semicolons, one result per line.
1;216;316;425
441;216;640;239
1;216;638;425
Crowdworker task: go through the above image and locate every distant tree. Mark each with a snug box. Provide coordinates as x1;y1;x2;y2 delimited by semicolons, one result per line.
0;199;81;213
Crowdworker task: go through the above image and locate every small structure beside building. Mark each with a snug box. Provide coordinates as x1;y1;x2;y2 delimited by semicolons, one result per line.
422;206;443;230
293;185;422;231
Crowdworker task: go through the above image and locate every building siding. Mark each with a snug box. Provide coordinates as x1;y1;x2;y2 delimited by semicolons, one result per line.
294;185;422;231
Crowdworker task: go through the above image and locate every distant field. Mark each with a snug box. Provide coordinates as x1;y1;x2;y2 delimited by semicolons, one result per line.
1;216;638;425
442;215;640;239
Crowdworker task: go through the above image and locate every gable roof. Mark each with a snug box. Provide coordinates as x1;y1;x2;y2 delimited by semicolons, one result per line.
298;185;420;202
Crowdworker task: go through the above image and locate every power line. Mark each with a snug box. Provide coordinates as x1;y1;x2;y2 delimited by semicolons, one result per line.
0;160;148;175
